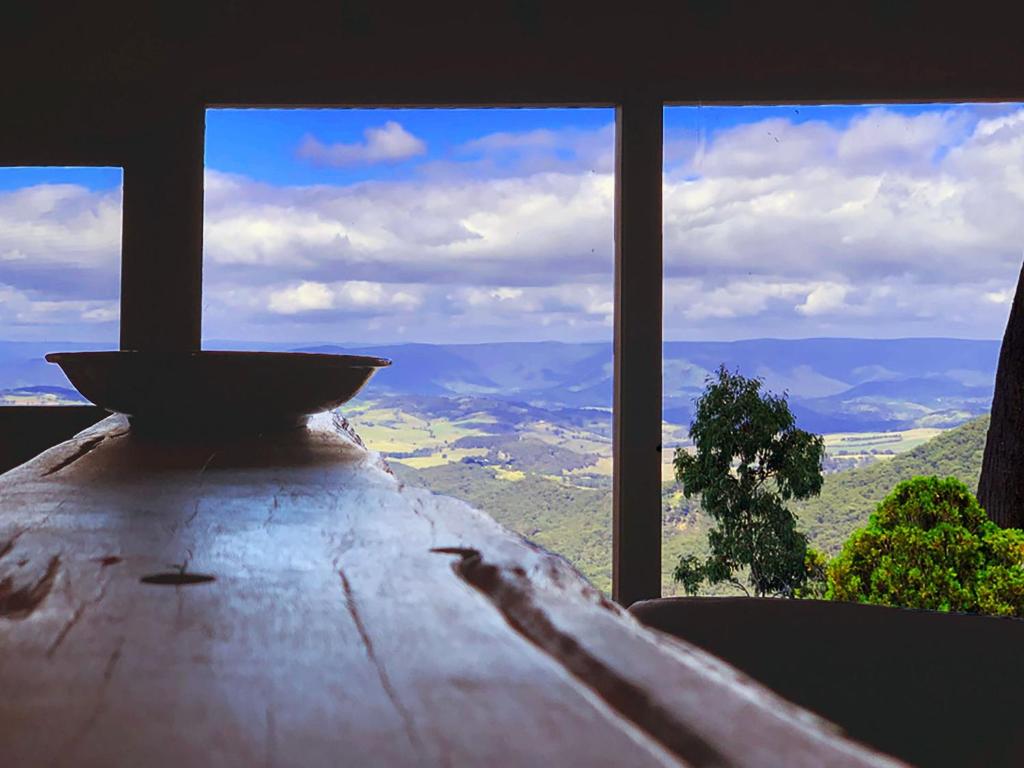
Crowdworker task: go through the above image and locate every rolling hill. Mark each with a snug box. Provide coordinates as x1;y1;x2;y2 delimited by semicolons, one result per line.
795;415;989;553
388;402;990;594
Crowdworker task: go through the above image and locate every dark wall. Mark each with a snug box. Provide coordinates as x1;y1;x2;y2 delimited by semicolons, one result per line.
0;407;106;474
2;2;1024;137
631;597;1024;768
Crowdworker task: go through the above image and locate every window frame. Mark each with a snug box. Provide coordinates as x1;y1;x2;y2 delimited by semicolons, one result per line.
15;92;1023;607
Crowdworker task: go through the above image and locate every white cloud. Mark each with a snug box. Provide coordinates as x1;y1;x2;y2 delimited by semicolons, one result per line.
0;182;121;339
0;283;118;329
8;106;1024;344
663;107;1024;298
206;106;1024;342
665;278;812;321
0;183;121;271
836;108;969;172
296;121;426;167
203;168;615;286
462;129;561;153
266;280;423;316
448;124;616;178
985;288;1014;304
797;283;849;316
268;281;335;314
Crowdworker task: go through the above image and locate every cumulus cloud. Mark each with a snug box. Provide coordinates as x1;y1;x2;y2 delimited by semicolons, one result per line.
267;280;422;315
0;181;121;340
836;108;970;172
0;282;118;332
663;106;1024;305
296;121;427;167
203;167;615;289
797;283;849;316
8;106;1024;344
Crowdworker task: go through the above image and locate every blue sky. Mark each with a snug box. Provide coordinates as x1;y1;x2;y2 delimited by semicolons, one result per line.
206;107;612;186
206;102;1023;184
0;166;121;192
6;102;1014;189
2;103;1022;344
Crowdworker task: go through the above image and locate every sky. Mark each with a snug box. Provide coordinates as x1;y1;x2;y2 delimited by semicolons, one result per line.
1;103;1023;344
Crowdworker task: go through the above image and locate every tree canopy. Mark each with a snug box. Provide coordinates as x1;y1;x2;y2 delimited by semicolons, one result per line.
828;476;1024;616
673;366;825;597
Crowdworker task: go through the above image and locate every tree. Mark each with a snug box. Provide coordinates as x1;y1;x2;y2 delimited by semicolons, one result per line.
978;261;1024;528
673;366;825;597
828;476;1024;617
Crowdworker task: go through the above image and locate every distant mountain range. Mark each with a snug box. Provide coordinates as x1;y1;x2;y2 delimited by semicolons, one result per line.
0;337;1000;432
301;337;1000;431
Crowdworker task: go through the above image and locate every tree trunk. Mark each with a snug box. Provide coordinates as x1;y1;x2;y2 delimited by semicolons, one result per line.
978;261;1024;528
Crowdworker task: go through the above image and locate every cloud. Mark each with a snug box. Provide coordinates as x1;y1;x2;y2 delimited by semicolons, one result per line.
0;182;121;340
663;106;1024;295
438;123;615;179
462;129;562;153
201;107;1024;342
296;121;427;167
267;280;424;315
985;288;1014;304
7;105;1024;344
836;108;970;172
0;282;118;331
797;283;849;316
267;281;334;313
203;168;615;288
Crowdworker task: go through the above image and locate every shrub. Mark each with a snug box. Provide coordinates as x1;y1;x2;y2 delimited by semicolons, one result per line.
827;476;1024;617
795;548;830;599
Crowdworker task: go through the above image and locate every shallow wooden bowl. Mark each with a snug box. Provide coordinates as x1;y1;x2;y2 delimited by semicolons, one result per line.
45;350;391;435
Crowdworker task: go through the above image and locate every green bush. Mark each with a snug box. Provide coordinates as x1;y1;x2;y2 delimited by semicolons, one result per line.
827;476;1024;617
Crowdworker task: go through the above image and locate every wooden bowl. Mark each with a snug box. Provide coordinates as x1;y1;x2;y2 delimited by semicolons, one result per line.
45;350;390;435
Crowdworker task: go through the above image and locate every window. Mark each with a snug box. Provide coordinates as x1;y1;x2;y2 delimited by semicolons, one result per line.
0;167;122;405
204;108;618;591
661;103;1022;595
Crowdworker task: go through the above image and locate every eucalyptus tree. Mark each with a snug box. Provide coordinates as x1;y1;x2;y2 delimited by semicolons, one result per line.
673;366;825;597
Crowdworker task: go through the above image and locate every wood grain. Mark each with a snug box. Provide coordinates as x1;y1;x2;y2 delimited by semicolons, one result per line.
0;416;903;767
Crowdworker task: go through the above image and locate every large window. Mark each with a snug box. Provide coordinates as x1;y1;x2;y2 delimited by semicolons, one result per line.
661;103;1022;594
203;108;618;591
0;167;122;405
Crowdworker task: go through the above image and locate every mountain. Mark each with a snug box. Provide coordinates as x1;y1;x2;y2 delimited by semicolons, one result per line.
795;415;989;552
0;341;115;390
0;337;1000;431
338;337;998;431
662;338;999;432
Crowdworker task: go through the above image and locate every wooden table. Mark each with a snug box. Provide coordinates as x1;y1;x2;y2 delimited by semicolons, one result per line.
0;415;902;767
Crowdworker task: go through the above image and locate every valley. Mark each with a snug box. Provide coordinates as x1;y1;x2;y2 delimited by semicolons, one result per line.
348;392;987;595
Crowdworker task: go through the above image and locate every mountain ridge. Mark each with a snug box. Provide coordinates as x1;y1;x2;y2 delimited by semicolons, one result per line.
0;337;999;431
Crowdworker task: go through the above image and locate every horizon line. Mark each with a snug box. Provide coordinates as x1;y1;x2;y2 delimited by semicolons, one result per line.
0;335;1004;348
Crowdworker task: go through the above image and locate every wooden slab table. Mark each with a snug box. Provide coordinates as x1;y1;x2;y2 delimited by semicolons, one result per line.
0;415;902;767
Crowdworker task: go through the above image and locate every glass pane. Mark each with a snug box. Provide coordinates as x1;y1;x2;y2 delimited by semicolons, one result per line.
204;108;616;592
0;167;122;405
662;103;1021;595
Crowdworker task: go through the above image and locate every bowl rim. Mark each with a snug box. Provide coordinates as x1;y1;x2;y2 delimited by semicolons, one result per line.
45;350;392;368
